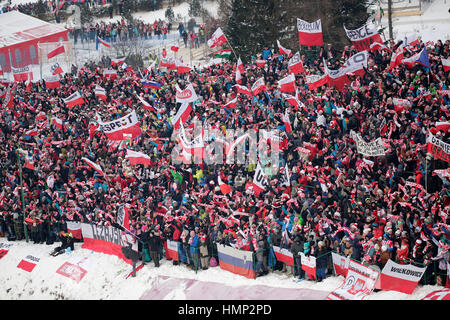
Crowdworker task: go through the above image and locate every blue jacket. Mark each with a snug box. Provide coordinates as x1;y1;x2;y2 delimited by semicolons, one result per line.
190;234;200;254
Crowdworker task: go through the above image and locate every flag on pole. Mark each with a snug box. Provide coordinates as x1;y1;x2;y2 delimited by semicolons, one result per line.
251;77;266;95
97;36;111;48
278;73;296;93
95;85;107;102
223;97;238;109
297;18;323;47
441;57;450;72
218;175;232;194
63;91;84;108
288;51;305;74
44;75;61;89
402;48;430;69
170;45;179;52
51;117;63;130
82;157;105;176
283;110;292;133
47;43;65;59
172;102;193;129
125;149;152;166
207;27;228;49
111;57;125;66
137;95;156;112
277;40;292;57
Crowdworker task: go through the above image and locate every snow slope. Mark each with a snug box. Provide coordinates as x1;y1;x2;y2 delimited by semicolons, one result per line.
0;239;443;300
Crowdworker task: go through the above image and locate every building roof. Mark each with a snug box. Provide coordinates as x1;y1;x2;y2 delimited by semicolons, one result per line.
0;10;68;48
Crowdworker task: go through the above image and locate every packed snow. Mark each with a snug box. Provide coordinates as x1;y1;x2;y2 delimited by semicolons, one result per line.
0;239;443;300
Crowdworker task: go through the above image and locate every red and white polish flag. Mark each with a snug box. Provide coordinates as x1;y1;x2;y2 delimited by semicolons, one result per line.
218;175;232;195
52;117;63;130
288;51;306;74
125;149;152;166
95;84;107;102
63;91;85;108
82;157;105;176
237;57;245;74
390;46;405;70
176;59;192;74
234;84;253;96
35;111;47;122
376;259;426;294
97;36;111;48
435;121;450;132
207;27;228;49
300;252;317;280
171;45;179;52
273;246;294;266
256;59;266;68
111;57;125;66
66;221;82;239
24;127;39;137
47;43;65;59
165;240;179;261
251;77;266;95
278;73;296;93
0;65;3;76
283;110;292;133
103;69;118;80
344;22;383;52
117;204;131;231
17;255;40;272
137;95;156;112
306;73;329;90
172;102;193;130
97;110;142;141
44;75;61;89
297;18;323;47
12;66;33;82
332;252;350;277
442;57;450;72
223;97;238;109
277;40;292;57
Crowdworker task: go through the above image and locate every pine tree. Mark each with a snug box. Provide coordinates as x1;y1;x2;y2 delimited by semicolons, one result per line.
221;0;371;61
189;0;202;17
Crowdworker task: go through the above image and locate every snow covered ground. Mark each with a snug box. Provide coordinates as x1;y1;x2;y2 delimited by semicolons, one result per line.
378;0;450;42
0;239;443;300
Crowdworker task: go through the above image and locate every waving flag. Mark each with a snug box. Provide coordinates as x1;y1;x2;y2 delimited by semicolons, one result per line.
250;162;269;197
160;57;176;70
288;51;305;74
0;65;3;76
52;117;63;130
126;149;152;166
35;111;47;122
172;102;193;129
111;57;125;66
344;22;383;52
97;110;142;141
435;122;450;132
97;36;111;48
237;57;245;74
82;157;105;176
141;80;162;89
442;57;450;72
370;42;391;52
44;75;61;89
402;48;430;69
234;84;252;96
95;85;107;102
66;221;82;239
175;83;198;104
390;46;405;70
103;69;117;80
47;43;65;59
223;97;238;109
213;48;232;59
176;60;192;74
256;59;266;68
251;77;266;95
297;18;323;47
207;27;228;49
277;40;292;57
24;128;39;137
283;110;292;133
137;95;156;112
278;73;296;93
1;86;13;109
170;45;179;52
306;73;329;90
63;91;84;108
218;175;232;194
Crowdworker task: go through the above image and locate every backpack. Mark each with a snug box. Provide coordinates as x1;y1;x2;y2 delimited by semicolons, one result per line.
209;256;218;267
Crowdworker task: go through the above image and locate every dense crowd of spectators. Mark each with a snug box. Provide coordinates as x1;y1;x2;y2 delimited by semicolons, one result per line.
0;36;449;286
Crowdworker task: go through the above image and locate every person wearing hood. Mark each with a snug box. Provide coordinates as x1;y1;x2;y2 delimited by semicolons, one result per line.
290;235;305;281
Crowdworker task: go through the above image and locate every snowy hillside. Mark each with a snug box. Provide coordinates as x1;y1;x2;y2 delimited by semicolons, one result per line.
0;239;443;300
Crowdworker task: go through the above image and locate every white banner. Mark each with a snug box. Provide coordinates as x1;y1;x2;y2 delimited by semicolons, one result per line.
351;131;386;156
176;83;198;104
